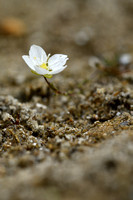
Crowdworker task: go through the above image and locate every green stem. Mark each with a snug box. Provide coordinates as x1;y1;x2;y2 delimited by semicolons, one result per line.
43;76;68;95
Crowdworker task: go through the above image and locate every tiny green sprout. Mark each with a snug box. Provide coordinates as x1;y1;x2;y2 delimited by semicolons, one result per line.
22;45;69;95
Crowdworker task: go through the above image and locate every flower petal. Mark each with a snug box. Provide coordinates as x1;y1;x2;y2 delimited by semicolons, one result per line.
50;65;67;75
22;55;35;70
49;57;69;71
29;45;47;63
34;66;48;75
48;54;68;66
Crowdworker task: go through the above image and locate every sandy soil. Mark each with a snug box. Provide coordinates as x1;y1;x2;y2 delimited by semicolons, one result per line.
0;0;133;200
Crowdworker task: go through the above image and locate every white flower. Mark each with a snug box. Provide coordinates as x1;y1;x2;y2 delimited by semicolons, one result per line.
22;45;69;78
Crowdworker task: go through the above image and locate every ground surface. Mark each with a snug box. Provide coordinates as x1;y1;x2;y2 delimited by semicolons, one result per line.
0;0;133;200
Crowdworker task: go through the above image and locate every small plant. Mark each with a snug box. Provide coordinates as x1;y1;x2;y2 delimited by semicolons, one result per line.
22;45;69;94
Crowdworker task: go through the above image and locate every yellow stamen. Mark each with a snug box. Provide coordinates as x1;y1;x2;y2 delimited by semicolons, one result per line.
40;63;48;70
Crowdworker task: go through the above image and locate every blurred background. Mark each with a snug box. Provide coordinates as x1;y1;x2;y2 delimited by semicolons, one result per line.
0;0;133;92
0;2;133;199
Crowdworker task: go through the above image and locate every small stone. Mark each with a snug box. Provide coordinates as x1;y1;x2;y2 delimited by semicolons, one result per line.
2;112;14;122
74;27;94;46
36;103;47;110
88;56;103;68
119;53;132;65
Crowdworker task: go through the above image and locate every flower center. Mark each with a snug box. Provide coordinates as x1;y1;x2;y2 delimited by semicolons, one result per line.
40;63;49;70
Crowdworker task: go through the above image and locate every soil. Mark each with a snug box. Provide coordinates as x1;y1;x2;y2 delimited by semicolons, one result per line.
0;0;133;200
